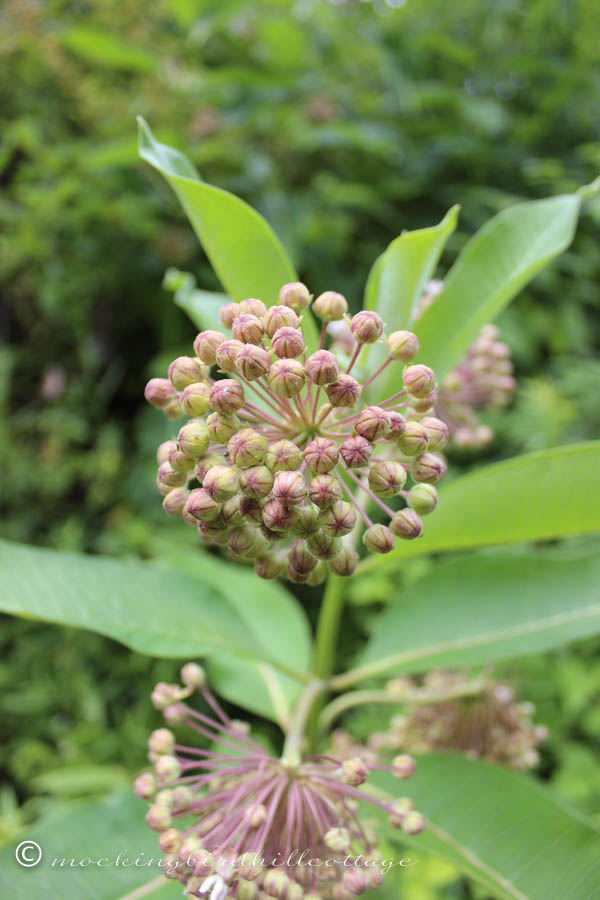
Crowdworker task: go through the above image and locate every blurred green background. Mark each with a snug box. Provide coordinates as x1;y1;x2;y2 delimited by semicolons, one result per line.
2;0;600;895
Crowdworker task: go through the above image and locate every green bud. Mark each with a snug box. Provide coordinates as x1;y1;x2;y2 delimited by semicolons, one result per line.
207;411;241;443
220;494;245;526
154;755;181;785
386;330;419;361
402;810;425;835
181;662;205;689
228;428;267;467
268;359;306;397
181;382;211;416
408;483;438;514
312;290;348;322
184;488;220;522
420;416;449;451
254;553;285;580
411;452;447;485
236;879;259;900
363;523;395;553
271;326;305;359
288;541;318;575
391;509;423;540
262;497;298;532
306;560;328;585
304;349;340;385
307;530;342;560
289;503;321;538
368;460;407;497
227;525;262;559
278;281;312;311
329;546;358;576
239;465;274;498
354;405;390;441
308;474;342;509
265;439;303;471
319;501;357;537
403;364;436;398
162;487;189;517
304;436;339;473
263;304;300;337
168;445;196;473
215;339;244;373
193;330;227;365
168;356;205;390
146;804;171;832
156;440;176;464
203;464;239;501
157;461;187;488
177;422;210;458
350;310;384;343
210;379;245;414
195;453;227;481
396;420;429;456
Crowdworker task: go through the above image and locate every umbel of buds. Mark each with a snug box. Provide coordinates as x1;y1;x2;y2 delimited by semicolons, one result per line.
145;281;449;583
136;668;425;899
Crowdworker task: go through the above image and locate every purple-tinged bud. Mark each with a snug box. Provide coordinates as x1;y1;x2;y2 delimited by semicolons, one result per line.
145;378;177;408
350;310;384;344
134;772;156;799
149;728;175;755
387;330;420;361
158;828;181;854
312;290;348;322
155;755;181;785
236;879;259;900
181;382;211;417
354;406;390;441
387;411;406;438
156;477;172;497
219;302;240;328
306;560;328;585
289;541;318;575
207;412;241;443
215;339;244;373
185;488;220;521
264;305;300;337
273;470;306;505
320;501;357;537
238;859;263;882
368;460;407;496
168;356;206;391
262;497;298;532
228;428;267;467
396;421;429;456
403;364;436;398
193;331;227;365
278;281;311;311
411;452;447;485
235;345;271;381
163;703;185;726
239;495;264;524
304;436;339;473
170;785;193;811
239;465;274;498
341;757;368;786
363;523;395;553
307;530;342;560
232;313;264;345
157;440;176;464
146;804;171;832
254;553;285;580
391;509;423;540
181;662;205;690
420;416;449;450
151;682;182;710
329;546;358;576
290;503;321;538
162;488;189;517
163;397;183;419
408;483;438;515
411;391;437;414
388;797;414;827
325;374;361;407
268;359;306;397
340;435;373;469
402;810;425;835
393;753;417;779
227;526;262;559
203;464;239;501
343;867;368;894
157;461;187;488
195;453;227;481
265;439;303;472
219;495;244;526
239;298;267;318
305;349;340;385
168;445;196;474
308;474;342;509
366;868;385;889
154;789;173;808
325;826;351;852
197;520;229;546
271;326;305;359
210;379;245;414
177;422;210;459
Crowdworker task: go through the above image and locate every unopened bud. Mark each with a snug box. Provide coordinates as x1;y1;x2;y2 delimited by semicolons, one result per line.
177;422;210;459
312;291;348;322
396;421;429;456
145;378;176;408
254;553;285;580
392;753;417;779
350;310;384;343
195;452;227;481
168;356;205;390
308;474;342;509
268;359;306;397
402;810;425;835
271;326;304;359
307;530;341;560
158;828;181;854
215;339;244;373
325;827;351;852
354;406;390;441
325;374;362;407
319;501;357;537
403;364;435;398
262;498;298;532
264;305;300;337
181;662;205;689
239;465;274;498
207;412;241;443
290;503;321;538
168;445;196;474
340;435;373;469
408;483;438;515
238;298;267;318
388;797;414;827
193;331;227;365
304;436;339;473
411;452;447;484
157;462;187;488
203;464;239;501
273;470;306;504
146;804;171;832
387;410;406;438
228;428;267;467
232;313;264;345
220;495;244;526
289;541;318;575
391;509;423;540
265;440;303;472
341;757;368;786
210;379;245;414
420;416;449;450
363;523;395;553
368;459;407;496
387;330;419;361
228;526;262;559
181;382;211;416
154;754;181;785
219;302;240;328
329;546;358;576
278;281;311;311
151;682;182;710
157;440;176;464
263;870;290;898
343;867;368;894
236;879;259;900
162;487;189;517
235;344;272;381
305;349;340;385
134;772;156;799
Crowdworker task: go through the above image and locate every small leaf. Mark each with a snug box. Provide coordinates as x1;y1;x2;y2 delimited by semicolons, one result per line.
365;441;600;566
61;27;157;72
137;118;320;349
373;755;600;900
355;552;600;683
414;193;583;378
163;267;229;332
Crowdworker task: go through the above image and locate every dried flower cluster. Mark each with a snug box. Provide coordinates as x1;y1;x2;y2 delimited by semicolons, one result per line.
331;671;548;771
145;282;449;583
135;665;424;899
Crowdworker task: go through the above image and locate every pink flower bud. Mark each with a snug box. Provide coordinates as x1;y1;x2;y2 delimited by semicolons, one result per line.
268;359;306;397
278;281;311;311
162;487;189;517
235;344;272;381
350;310;384;343
388;797;414;827
271;326;305;359
145;378;176;408
158;828;181;854
391;509;423;540
232;313;264;344
305;349;340;385
363;523;395;553
210;379;245;414
319;501;357;537
341;757;368;786
181;662;205;689
203;464;239;501
387;410;406;438
168;445;195;473
254;553;285;580
168;356;206;390
219;302;240;328
392;753;417;779
307;530;342;560
273;470;306;504
312;290;348;322
134;772;156;799
387;330;420;361
193;330;227;365
207;412;241;443
420;416;449;450
177;422;210;458
262;497;298;532
228;428;267;467
265;439;303;471
304;436;339;473
239;465;274;498
184;488;220;522
181;382;211;416
289;541;318;575
238;297;267;318
156;440;176;464
411;452;447;485
151;682;182;710
340;435;373;468
263;305;300;337
308;474;342;509
325;374;362;407
215;338;244;372
402;810;425;835
146;804;171;832
368;460;407;497
149;728;175;756
157;461;187;487
329;546;358;576
403;364;436;398
354;405;391;441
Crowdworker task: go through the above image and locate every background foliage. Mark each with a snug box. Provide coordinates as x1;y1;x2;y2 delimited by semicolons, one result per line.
2;0;600;896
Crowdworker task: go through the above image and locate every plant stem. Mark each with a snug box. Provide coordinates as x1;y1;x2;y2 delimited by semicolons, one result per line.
306;573;346;749
280;678;326;766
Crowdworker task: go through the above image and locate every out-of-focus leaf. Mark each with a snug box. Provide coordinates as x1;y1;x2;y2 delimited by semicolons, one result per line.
353;552;600;683
61;27;157;72
373;754;600;900
414;193;583;378
163;267;228;332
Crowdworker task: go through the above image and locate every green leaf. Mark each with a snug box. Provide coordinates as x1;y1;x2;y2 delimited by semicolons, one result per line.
137;118;320;349
163;267;228;332
373;754;600;900
414;193;582;378
0;791;178;899
61;27;157;72
364;205;458;399
0;540;311;721
363;442;600;567
353;552;600;684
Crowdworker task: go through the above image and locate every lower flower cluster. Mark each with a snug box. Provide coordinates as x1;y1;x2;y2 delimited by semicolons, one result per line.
145;282;449;583
135;665;423;900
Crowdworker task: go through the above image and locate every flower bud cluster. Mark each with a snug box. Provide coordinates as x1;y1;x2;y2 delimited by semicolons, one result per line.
136;668;425;899
145;282;449;582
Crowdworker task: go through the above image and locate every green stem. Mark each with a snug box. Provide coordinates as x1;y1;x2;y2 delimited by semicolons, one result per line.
280;678;326;766
306;573;346;749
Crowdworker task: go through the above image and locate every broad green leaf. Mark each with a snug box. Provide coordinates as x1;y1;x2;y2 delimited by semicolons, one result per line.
0;540;311;721
137;118;320;349
364;206;458;400
362;442;600;568
352;552;600;684
61;27;157;72
163;267;228;332
414;193;582;378
373;755;600;900
0;791;178;899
